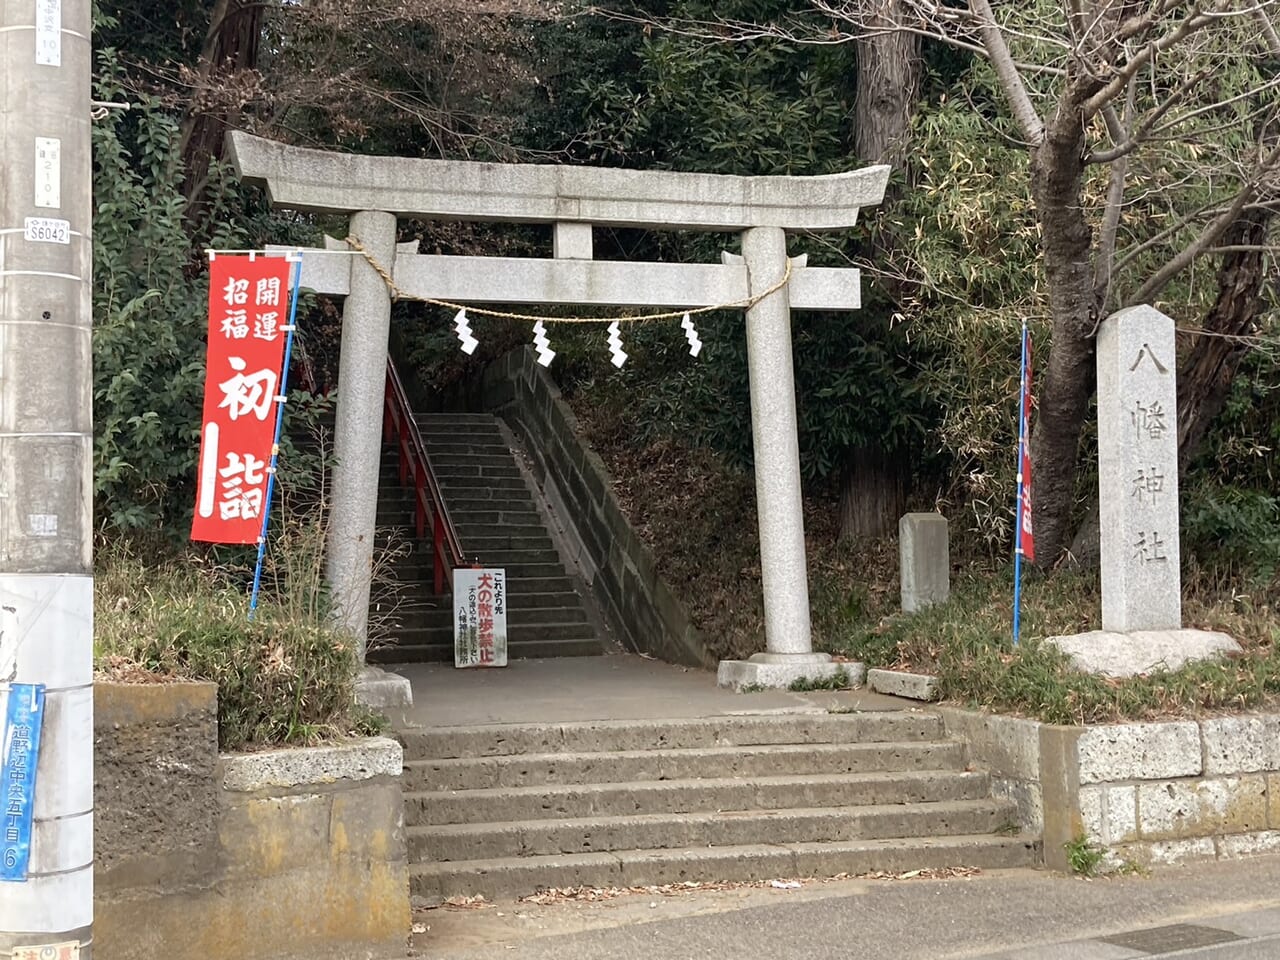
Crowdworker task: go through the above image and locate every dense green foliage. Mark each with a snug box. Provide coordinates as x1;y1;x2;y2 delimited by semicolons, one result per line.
92;51;328;537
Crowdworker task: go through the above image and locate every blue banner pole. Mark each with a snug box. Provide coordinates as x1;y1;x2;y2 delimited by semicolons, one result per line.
249;252;304;620
1012;322;1029;647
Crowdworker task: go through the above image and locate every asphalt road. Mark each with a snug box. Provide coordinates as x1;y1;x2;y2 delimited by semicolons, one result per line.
416;857;1280;960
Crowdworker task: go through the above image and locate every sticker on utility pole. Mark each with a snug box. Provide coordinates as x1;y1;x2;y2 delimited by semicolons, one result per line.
23;218;70;245
34;138;60;209
453;568;508;668
35;0;61;66
0;683;47;883
13;942;80;960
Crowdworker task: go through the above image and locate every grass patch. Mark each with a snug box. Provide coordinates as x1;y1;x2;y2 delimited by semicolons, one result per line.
96;523;381;751
824;569;1280;725
1064;834;1107;877
788;668;853;692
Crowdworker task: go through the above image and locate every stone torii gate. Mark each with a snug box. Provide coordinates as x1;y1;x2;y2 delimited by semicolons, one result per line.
227;131;888;692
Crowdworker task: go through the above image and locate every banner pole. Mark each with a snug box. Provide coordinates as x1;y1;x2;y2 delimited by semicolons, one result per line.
249;253;304;620
1012;322;1029;647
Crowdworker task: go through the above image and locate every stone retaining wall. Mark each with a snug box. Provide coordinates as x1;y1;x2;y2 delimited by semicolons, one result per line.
95;682;408;960
939;706;1280;872
477;345;713;668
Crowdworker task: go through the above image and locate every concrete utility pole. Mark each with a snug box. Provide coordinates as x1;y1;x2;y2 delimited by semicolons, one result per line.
0;0;95;954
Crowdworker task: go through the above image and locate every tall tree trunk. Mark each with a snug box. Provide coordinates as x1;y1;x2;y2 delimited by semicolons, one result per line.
1027;102;1099;567
1176;207;1274;470
838;0;920;540
179;0;264;220
838;446;907;540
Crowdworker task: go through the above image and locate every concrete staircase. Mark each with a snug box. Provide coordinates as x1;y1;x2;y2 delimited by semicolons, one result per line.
370;413;603;663
402;713;1040;899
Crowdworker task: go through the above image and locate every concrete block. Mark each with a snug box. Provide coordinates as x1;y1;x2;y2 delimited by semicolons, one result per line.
1270;772;1280;829
1078;784;1106;844
1076;721;1202;784
717;656;862;691
899;513;949;612
1046;629;1241;679
990;778;1044;834
1202;714;1280;774
1114;837;1216;869
218;792;333;879
867;668;939;701
1109;784;1139;844
329;781;406;863
1136;776;1268;840
1077;784;1137;846
354;665;413;709
937;708;1042;781
223;737;403;792
1219;830;1280;859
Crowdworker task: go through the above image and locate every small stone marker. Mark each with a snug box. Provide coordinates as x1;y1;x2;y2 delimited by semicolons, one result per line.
867;668;939;701
899;513;949;613
1097;305;1181;633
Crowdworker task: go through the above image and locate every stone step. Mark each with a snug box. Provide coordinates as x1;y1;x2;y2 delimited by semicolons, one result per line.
435;489;537;505
409;833;1040;900
391;577;579;599
463;550;564;567
398;605;589;629
392;621;597;648
410;797;1017;862
424;441;513;457
403;740;967;792
420;464;524;481
451;510;542;527
439;476;528;493
462;534;556;552
367;637;602;664
406;770;990;827
386;560;569;582
440;497;539;514
395;594;585;617
454;524;548;541
400;713;945;761
429;453;515;469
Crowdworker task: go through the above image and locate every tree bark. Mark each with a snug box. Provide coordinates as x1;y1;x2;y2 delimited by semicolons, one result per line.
1027;98;1101;566
1175;207;1273;470
178;0;264;219
839;0;920;540
838;446;907;540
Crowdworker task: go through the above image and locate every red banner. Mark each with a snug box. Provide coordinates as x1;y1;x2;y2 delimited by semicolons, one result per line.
1017;328;1036;562
191;254;292;544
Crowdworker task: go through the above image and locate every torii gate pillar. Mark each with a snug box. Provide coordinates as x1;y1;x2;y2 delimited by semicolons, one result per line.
327;210;396;659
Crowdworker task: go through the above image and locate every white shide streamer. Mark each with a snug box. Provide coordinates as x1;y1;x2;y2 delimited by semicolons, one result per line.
452;308;479;355
533;320;556;367
681;313;703;357
606;320;628;368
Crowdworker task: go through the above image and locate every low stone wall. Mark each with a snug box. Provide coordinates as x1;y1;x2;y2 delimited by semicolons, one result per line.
477;345;713;668
95;682;408;960
939;706;1280;872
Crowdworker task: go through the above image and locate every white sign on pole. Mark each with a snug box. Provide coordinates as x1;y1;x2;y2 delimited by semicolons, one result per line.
34;138;61;209
35;0;62;66
453;568;508;668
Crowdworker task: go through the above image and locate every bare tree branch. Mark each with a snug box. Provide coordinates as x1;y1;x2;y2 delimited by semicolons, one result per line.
970;0;1045;142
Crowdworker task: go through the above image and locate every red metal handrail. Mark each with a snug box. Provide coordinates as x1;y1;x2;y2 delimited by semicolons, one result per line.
384;357;465;594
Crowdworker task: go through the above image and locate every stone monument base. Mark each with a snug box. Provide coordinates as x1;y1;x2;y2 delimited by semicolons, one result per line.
717;652;865;691
355;664;414;709
1045;629;1241;679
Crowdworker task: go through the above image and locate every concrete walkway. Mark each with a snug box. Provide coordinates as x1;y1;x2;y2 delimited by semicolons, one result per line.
412;857;1280;960
385;654;913;728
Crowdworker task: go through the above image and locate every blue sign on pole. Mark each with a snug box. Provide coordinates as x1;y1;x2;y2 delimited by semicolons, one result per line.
1;683;46;882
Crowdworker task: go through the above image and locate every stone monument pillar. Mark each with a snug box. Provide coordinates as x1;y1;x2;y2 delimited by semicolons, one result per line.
717;227;848;690
1097;304;1181;632
1046;304;1239;678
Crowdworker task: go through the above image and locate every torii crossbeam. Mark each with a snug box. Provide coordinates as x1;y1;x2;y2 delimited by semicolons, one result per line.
228;131;889;696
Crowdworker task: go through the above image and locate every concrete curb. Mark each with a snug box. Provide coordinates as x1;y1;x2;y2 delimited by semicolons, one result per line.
222;736;403;792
